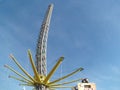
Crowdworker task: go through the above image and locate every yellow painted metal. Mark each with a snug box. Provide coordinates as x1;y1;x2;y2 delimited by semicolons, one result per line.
50;78;82;86
5;50;84;89
19;83;34;86
9;75;31;84
4;64;33;83
50;86;73;88
28;49;41;82
48;67;83;85
10;54;36;82
43;57;64;84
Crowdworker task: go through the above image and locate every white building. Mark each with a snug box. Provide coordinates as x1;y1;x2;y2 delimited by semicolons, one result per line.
72;83;96;90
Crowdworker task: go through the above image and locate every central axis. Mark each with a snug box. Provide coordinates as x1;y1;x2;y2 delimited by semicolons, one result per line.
36;4;53;90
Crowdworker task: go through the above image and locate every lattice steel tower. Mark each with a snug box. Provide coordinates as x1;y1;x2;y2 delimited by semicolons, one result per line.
36;4;53;90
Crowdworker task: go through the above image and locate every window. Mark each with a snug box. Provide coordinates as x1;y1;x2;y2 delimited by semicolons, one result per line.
84;85;91;88
84;85;93;90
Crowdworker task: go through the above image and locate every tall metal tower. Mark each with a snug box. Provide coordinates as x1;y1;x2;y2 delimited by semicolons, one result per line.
36;4;53;90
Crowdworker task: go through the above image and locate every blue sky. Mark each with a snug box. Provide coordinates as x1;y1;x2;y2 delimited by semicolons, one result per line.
0;0;120;90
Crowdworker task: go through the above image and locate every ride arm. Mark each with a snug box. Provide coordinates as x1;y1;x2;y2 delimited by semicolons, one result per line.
48;67;83;85
10;54;36;82
19;83;34;86
50;85;73;88
9;75;31;84
50;78;82;86
43;57;64;84
4;64;33;83
28;49;41;82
